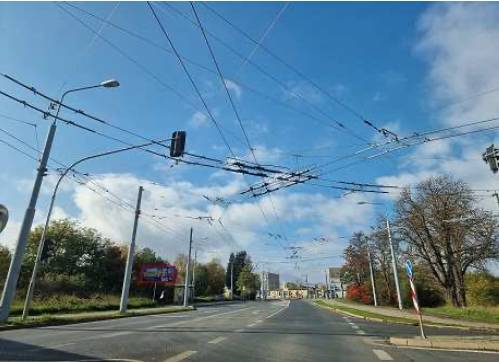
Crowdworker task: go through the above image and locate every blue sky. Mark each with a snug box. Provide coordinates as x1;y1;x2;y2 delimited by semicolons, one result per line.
2;2;499;283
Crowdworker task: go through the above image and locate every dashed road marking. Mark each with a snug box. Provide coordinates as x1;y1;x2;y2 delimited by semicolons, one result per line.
252;311;259;315
208;336;227;344
234;328;245;332
356;330;366;335
372;349;393;361
100;331;132;339
265;306;287;319
247;323;256;327
255;319;263;323
27;342;76;352
351;325;359;329
163;350;197;362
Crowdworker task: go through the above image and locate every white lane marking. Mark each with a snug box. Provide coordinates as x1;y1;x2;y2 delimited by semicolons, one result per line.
208;336;227;344
247;323;256;327
150;314;188;318
252;311;259;315
163;350;197;362
255;319;263;323
234;328;245;332
351;325;359;329
356;330;366;335
265;305;288;319
100;331;132;339
149;306;250;329
27;342;76;352
372;349;393;361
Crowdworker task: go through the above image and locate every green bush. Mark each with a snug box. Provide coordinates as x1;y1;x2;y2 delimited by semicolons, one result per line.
466;272;499;307
400;267;445;308
10;294;157;316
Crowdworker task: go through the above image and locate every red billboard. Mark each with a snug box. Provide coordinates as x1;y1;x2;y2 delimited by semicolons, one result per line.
138;263;177;286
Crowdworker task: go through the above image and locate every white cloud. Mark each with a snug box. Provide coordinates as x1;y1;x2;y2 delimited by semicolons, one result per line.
416;3;499;126
0;219;21;250
188;111;208;128
224;79;242;99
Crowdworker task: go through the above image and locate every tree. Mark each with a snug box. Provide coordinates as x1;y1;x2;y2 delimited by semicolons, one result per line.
193;264;209;296
226;251;251;295
342;232;369;284
395;176;499;307
205;259;225;295
236;264;260;299
0;245;11;288
369;217;397;306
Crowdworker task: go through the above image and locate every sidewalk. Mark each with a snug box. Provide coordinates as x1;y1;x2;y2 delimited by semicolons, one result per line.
317;299;499;331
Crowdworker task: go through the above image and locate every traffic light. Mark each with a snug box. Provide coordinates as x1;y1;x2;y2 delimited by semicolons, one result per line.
170;131;186;158
41;238;55;262
482;144;499;174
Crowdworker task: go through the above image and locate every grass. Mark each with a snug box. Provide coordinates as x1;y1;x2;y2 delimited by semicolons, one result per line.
9;294;159;316
422;305;499;324
2;304;193;330
315;299;418;325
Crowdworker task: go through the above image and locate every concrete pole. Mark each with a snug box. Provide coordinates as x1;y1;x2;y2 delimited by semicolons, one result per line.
260;270;265;301
493;192;499;210
230;261;234;300
387;217;403;310
0;120;56;322
367;249;378;307
183;227;193;307
191;249;197;302
119;186;143;313
325;269;329;299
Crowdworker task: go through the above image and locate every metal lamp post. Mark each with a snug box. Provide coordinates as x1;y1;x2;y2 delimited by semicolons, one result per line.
22;139;166;319
0;79;120;322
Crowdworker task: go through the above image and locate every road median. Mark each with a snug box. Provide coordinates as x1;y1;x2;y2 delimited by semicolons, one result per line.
314;299;419;326
390;335;499;352
0;305;194;331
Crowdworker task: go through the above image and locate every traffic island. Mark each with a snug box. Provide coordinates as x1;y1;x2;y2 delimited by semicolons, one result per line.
389;335;499;352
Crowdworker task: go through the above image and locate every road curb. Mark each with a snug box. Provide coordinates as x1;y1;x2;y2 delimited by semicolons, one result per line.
0;306;194;331
390;336;499;352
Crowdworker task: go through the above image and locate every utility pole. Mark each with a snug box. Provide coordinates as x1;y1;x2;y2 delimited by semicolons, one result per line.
324;269;329;299
119;186;143;313
367;249;378;307
0;121;56;322
493;192;499;210
230;261;234;300
183;227;193;307
191;249;197;302
261;271;265;300
387;217;403;310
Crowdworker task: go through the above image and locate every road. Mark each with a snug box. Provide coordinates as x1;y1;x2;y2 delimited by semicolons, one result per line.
0;299;497;361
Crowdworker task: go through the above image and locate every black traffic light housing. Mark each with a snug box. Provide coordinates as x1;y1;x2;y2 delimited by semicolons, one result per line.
170;131;186;158
483;144;499;174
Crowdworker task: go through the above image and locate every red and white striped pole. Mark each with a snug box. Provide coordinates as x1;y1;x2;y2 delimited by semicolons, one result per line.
406;261;426;339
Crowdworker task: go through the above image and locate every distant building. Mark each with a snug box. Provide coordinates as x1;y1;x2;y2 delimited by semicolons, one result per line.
328;267;345;298
266;272;280;291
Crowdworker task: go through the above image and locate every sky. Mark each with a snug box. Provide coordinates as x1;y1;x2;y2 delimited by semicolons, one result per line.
1;1;499;283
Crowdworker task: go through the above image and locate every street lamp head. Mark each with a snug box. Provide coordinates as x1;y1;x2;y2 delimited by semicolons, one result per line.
100;79;120;88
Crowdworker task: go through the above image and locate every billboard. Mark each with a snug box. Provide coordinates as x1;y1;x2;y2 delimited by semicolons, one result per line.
138;263;177;286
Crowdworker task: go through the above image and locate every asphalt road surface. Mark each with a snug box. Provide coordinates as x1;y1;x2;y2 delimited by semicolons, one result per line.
0;300;498;361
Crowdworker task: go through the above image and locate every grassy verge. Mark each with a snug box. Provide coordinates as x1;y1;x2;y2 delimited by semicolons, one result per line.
422;305;499;324
315;300;419;325
9;295;157;316
1;305;193;330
